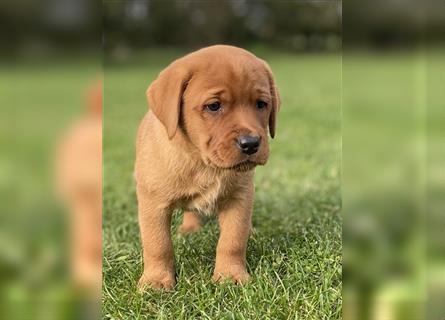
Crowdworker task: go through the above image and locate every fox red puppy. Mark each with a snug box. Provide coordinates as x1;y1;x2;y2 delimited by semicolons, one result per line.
135;45;280;290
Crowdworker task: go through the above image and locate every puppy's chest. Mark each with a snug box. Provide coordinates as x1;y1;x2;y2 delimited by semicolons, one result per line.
179;173;232;215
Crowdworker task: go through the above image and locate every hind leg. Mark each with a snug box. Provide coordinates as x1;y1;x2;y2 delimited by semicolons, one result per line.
178;211;202;235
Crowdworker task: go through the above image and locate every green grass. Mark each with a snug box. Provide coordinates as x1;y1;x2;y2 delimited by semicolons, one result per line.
103;49;342;319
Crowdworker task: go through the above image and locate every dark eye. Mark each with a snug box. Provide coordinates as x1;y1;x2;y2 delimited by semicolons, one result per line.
256;100;268;109
205;102;222;112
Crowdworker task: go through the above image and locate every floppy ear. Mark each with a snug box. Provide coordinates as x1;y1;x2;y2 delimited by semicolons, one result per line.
146;62;192;139
261;60;281;139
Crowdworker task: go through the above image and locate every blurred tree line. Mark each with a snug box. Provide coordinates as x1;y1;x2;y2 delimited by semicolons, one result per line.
1;0;444;57
344;0;445;48
104;0;342;53
104;0;444;55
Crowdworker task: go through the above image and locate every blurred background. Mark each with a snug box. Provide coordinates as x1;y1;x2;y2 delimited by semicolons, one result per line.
0;0;443;319
342;1;445;320
0;0;101;320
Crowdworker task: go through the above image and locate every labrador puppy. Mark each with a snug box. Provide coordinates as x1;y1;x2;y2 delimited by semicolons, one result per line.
135;45;280;290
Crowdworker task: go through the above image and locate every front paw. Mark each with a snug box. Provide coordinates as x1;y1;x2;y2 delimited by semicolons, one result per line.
212;265;251;284
138;270;176;291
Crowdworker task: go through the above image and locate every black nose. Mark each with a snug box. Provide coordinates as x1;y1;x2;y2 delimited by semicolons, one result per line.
237;135;261;155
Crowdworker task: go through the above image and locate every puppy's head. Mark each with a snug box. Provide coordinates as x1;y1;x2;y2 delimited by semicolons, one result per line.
147;45;280;171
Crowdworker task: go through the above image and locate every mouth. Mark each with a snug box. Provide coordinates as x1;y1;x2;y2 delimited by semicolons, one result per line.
205;157;258;172
229;160;258;172
205;148;266;172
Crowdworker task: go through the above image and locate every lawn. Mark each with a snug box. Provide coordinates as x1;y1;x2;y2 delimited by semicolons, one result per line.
103;48;342;319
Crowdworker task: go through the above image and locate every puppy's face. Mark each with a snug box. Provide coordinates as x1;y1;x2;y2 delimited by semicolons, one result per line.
147;46;280;171
182;64;272;170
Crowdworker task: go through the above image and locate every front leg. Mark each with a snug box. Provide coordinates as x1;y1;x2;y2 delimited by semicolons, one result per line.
137;187;175;291
213;186;253;284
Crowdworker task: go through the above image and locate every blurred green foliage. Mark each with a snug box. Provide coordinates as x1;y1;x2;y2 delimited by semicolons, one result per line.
342;49;445;320
0;59;100;320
